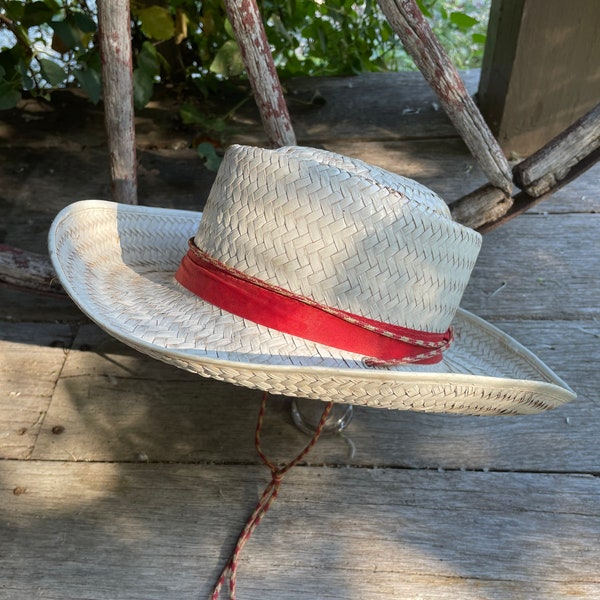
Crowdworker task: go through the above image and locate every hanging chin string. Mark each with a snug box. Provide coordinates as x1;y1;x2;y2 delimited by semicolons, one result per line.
209;392;334;600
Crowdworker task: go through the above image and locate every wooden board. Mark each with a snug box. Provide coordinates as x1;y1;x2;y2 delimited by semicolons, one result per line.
0;72;479;152
1;461;599;599
0;68;598;600
327;140;600;212
27;317;598;473
251;70;480;145
0;323;73;459
464;213;600;320
478;0;600;156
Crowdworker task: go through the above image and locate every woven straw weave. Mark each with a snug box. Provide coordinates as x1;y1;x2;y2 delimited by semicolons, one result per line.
196;146;481;333
49;199;575;416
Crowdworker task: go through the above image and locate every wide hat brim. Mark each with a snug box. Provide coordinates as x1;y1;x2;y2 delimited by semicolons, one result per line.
49;200;575;416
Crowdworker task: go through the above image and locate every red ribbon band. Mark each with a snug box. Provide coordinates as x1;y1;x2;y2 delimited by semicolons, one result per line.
175;240;452;365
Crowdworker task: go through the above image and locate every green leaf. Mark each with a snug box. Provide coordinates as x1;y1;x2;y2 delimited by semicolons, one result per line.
78;47;102;72
22;1;58;28
209;40;243;77
197;142;222;171
416;0;433;18
137;42;160;78
0;49;18;82
450;11;479;31
50;12;95;53
179;103;205;125
38;58;66;86
3;1;25;21
73;67;101;104
224;18;235;39
42;0;61;11
50;20;82;51
71;12;97;34
0;82;21;110
179;103;227;132
138;6;175;41
472;33;487;44
133;42;161;108
17;59;34;91
133;68;154;109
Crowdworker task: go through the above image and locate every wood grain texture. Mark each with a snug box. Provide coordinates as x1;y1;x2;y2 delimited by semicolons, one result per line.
449;183;513;229
514;103;600;197
0;323;73;459
320;140;600;214
484;147;600;232
464;213;599;320
377;0;512;193
27;317;598;472
0;245;62;294
0;72;479;150
224;0;296;147
97;0;137;204
275;70;480;145
1;70;597;600
1;461;599;599
478;0;600;155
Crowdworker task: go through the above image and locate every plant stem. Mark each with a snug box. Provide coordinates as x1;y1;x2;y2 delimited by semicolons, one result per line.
0;11;34;57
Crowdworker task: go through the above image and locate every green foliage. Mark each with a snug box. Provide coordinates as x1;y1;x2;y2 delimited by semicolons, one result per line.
0;0;99;107
136;5;175;41
196;141;223;170
263;0;401;75
38;56;65;85
0;0;489;110
417;0;489;68
133;41;160;109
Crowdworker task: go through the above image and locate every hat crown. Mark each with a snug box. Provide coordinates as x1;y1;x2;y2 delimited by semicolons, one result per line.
194;145;482;333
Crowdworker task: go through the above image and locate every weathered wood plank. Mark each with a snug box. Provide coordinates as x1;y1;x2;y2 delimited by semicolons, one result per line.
325;138;488;200
30;318;597;472
0;245;62;294
377;0;513;193
478;0;600;156
318;140;600;214
479;145;600;233
449;109;600;231
513;103;600;197
449;183;513;229
0;147;215;256
1;461;599;599
0;72;479;151
224;0;296;147
0;287;81;323
97;0;137;204
0;323;73;459
463;213;599;320
226;70;480;146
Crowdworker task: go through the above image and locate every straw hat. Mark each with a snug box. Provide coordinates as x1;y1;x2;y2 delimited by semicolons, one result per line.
49;144;575;415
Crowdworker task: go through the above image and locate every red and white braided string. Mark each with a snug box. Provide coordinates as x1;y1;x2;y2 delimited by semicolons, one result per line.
210;392;334;599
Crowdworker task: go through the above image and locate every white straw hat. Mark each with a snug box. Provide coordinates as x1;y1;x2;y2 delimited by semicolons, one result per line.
49;145;575;415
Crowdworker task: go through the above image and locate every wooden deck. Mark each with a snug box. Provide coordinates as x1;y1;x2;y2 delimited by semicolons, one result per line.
1;71;599;599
